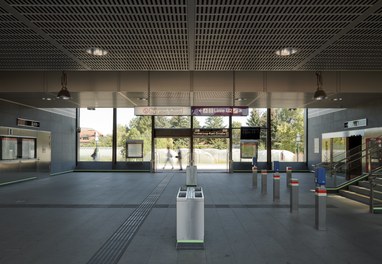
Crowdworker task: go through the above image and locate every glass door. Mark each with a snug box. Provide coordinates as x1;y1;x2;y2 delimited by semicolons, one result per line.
193;137;229;171
154;137;190;171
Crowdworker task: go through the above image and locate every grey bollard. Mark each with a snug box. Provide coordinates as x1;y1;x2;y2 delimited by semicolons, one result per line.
286;167;292;189
315;186;327;230
273;173;280;202
252;167;258;188
261;170;267;194
290;178;299;212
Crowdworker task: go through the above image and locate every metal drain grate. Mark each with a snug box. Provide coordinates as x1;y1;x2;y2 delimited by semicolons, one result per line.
86;173;173;264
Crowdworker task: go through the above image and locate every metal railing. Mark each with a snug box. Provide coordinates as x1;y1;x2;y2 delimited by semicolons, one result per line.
314;138;382;213
313;136;382;174
314;141;382;189
369;169;382;214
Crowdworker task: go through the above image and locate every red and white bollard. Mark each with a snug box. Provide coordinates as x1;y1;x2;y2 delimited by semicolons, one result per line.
315;186;327;230
261;170;267;194
286;167;292;189
252;166;258;188
273;172;280;202
290;178;299;213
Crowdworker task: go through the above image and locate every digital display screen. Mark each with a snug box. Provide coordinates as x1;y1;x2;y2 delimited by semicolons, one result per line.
240;127;260;140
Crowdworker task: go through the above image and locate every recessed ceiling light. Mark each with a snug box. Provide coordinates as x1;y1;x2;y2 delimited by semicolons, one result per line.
332;97;343;101
275;47;298;56
235;98;246;101
86;47;108;56
42;97;52;101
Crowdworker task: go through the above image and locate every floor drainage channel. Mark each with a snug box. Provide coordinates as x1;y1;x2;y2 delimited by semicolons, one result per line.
86;173;173;264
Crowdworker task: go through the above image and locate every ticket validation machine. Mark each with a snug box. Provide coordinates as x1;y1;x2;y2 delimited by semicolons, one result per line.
176;186;204;249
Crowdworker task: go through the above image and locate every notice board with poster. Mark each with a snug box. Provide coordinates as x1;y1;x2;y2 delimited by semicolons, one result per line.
126;140;144;158
240;140;258;159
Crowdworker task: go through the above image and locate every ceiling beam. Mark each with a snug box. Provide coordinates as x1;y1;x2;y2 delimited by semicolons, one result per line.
187;0;196;71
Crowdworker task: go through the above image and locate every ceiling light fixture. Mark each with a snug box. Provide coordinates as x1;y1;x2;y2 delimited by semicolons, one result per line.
57;71;71;100
275;47;298;56
313;71;327;101
86;47;108;56
332;72;343;102
235;98;246;101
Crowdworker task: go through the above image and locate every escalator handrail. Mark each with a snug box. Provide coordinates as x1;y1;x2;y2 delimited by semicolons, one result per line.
314;136;382;169
327;165;382;191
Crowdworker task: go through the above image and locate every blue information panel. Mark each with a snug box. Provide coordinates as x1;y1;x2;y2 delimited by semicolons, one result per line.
315;167;326;186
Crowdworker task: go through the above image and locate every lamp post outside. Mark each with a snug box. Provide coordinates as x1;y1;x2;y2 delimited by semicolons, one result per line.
296;133;301;162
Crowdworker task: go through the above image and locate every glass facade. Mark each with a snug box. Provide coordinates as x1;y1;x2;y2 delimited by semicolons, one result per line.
271;108;305;162
77;107;307;168
117;108;152;161
79;108;113;161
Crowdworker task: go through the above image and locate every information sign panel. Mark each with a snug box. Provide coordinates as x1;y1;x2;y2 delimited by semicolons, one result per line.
135;107;191;116
193;128;229;138
191;106;248;116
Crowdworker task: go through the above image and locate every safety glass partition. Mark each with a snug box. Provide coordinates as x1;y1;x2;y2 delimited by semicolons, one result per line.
271;108;305;162
116;108;152;161
79;108;113;161
322;138;331;163
333;137;346;162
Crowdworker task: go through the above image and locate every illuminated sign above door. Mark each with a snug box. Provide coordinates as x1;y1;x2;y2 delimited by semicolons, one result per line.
16;118;40;128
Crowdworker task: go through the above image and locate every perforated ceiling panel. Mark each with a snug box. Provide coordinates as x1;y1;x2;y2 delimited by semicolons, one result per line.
195;0;381;70
301;5;382;70
0;4;85;70
2;0;189;71
0;0;382;71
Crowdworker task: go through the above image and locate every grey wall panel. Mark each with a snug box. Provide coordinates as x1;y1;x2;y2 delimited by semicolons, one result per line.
0;100;76;182
49;114;76;173
37;131;51;172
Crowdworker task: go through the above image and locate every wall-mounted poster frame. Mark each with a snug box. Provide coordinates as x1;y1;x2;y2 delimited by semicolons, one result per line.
240;140;258;159
126;140;144;158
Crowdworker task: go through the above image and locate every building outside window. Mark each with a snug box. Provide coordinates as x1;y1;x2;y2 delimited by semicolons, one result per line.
79;108;113;161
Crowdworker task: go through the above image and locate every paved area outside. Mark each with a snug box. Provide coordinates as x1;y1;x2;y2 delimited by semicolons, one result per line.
0;171;381;264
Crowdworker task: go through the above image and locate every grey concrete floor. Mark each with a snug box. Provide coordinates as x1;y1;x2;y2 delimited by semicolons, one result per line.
0;171;381;264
